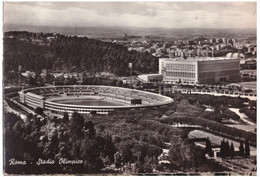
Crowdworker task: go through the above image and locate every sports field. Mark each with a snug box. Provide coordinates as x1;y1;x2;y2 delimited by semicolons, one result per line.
50;96;129;106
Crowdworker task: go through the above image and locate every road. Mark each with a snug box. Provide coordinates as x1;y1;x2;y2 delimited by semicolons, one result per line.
171;89;256;101
229;108;255;125
3;100;27;120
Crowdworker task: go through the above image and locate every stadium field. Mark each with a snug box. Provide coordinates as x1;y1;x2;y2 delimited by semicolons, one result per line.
50;96;129;106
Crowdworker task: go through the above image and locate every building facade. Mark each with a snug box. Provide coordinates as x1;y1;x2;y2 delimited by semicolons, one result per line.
138;74;163;82
159;57;240;84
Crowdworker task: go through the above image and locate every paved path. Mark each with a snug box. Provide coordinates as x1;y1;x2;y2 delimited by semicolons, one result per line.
3;100;27;120
226;124;256;133
229;108;255;125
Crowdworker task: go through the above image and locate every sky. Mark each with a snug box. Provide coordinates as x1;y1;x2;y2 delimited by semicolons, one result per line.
3;1;257;29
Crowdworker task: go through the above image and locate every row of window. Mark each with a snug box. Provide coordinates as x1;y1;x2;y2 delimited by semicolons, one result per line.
25;97;41;106
26;102;39;109
198;61;239;71
166;63;195;71
166;72;196;78
45;104;113;113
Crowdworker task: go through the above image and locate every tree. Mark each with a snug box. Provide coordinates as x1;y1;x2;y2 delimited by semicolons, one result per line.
239;142;245;156
132;144;147;164
116;80;123;87
245;141;250;156
120;143;133;164
230;142;235;158
84;121;96;138
225;140;230;157
12;119;25;134
103;134;116;163
27;76;37;86
220;139;225;157
169;137;195;169
70;112;85;136
63;112;69;122
34;107;44;115
79;138;104;173
114;152;122;169
220;139;230;157
205;138;213;156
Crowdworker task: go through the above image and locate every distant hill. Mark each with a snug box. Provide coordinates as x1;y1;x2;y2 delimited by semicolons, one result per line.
4;24;256;39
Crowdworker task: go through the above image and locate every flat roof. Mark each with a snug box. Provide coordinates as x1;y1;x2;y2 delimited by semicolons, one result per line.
138;74;163;77
160;57;240;62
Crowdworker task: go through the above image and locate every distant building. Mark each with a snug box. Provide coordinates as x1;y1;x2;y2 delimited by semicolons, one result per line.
159;57;240;84
21;71;36;78
52;73;64;78
47;36;56;40
138;74;163;82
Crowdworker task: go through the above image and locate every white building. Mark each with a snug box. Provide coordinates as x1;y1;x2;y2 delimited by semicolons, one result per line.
21;71;36;78
159;57;240;84
138;74;163;82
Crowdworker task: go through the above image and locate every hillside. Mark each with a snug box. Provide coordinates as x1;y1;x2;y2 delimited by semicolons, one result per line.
3;32;158;76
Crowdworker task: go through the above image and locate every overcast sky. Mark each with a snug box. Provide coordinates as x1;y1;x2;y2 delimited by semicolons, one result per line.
3;2;256;29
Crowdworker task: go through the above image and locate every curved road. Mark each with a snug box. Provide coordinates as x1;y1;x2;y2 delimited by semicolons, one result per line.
228;108;255;126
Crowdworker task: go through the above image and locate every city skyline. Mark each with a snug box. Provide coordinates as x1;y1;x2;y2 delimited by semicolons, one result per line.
3;2;256;29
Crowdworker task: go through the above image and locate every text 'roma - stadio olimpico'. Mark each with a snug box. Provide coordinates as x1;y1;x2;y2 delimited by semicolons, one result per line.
18;85;173;115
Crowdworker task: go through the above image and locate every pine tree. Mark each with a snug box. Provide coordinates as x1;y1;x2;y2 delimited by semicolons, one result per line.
230;142;235;158
63;112;69;122
205;137;212;156
226;140;230;157
245;141;250;156
220;139;225;157
239;142;245;156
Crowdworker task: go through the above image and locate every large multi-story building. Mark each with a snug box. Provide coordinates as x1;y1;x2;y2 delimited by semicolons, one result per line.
159;57;240;84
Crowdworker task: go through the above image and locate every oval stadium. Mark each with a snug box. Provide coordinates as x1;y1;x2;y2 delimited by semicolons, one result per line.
18;85;173;115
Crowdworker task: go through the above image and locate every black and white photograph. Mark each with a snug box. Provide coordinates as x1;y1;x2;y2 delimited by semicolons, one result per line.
2;1;257;175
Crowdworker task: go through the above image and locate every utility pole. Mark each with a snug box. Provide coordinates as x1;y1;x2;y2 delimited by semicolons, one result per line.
18;65;21;88
129;62;132;88
42;69;47;85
